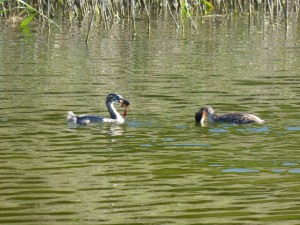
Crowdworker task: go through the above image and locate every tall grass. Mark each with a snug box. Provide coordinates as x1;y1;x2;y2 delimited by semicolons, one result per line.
1;0;300;30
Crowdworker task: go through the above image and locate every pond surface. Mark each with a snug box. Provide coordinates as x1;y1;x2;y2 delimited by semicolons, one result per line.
1;16;300;224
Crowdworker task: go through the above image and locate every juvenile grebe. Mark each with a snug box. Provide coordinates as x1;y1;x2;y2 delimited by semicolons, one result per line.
67;94;130;125
195;106;264;124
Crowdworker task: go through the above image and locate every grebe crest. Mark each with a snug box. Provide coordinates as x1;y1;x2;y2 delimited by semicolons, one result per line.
195;106;264;124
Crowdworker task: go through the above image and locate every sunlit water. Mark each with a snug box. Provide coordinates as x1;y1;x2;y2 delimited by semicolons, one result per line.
1;16;300;224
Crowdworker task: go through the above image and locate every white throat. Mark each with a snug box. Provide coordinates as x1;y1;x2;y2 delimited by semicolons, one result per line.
110;102;124;123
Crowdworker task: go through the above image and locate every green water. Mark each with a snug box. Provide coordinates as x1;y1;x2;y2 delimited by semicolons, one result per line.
0;16;300;224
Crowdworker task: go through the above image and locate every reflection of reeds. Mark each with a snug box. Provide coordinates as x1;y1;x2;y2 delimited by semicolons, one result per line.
1;0;300;30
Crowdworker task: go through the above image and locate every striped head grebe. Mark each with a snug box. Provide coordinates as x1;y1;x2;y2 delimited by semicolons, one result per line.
67;93;130;125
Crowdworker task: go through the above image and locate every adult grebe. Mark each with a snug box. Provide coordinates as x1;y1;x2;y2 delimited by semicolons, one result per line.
67;94;130;125
195;106;264;124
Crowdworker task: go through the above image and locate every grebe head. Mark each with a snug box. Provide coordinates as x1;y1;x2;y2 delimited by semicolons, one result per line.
195;106;216;123
106;94;130;121
106;94;130;106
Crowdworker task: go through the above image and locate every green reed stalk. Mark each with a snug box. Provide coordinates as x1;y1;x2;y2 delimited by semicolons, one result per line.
86;0;97;44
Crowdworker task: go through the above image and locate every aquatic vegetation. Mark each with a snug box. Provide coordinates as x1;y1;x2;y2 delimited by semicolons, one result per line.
1;0;300;31
0;0;59;27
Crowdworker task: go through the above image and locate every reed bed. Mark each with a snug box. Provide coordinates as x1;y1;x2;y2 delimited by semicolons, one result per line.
1;0;300;31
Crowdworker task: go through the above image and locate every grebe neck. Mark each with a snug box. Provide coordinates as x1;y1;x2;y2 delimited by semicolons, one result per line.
106;101;124;123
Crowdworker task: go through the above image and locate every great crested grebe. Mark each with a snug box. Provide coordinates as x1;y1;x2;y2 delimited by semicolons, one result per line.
67;93;130;125
195;106;264;124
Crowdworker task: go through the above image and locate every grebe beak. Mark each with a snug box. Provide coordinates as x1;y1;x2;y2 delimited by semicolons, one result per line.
119;99;130;118
200;111;207;124
120;99;130;109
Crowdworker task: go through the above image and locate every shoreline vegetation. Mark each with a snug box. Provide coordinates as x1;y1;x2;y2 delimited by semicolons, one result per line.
1;0;300;38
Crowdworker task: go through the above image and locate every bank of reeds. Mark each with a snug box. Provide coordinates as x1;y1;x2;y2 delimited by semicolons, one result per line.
1;0;300;31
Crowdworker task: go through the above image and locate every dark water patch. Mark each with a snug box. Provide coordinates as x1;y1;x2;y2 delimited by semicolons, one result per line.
25;165;88;171
0;219;38;224
7;196;58;201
